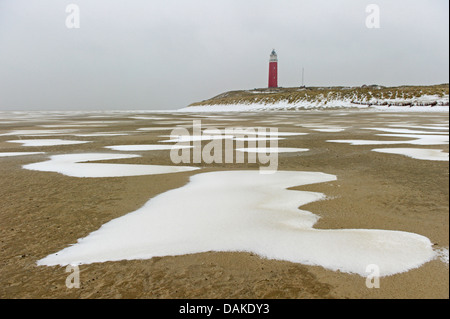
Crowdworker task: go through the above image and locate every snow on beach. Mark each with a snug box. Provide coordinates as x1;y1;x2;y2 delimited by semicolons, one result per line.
7;139;90;147
436;248;449;264
236;147;309;153
328;134;448;146
1;109;446;279
36;170;436;277
105;144;193;151
0;129;77;136
178;94;449;113
73;133;129;137
0;152;45;157
372;148;449;161
328;124;449;160
23;153;199;178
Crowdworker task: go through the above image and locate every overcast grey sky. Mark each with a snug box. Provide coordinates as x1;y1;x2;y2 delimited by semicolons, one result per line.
0;0;448;111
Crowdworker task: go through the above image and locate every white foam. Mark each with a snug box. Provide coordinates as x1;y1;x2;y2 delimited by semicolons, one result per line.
7;139;89;147
372;148;449;161
23;153;199;178
0;152;45;157
37;170;435;277
105;145;193;151
236;147;309;153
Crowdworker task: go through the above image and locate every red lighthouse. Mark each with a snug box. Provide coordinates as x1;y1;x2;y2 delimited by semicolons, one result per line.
268;49;278;88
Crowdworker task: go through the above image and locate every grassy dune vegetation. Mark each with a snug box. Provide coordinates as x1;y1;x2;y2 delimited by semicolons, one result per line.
189;84;449;107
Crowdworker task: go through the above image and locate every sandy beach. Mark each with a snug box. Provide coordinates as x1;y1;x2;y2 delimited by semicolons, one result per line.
0;110;448;299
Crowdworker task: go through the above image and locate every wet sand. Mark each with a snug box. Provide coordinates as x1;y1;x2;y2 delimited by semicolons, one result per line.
0;110;448;299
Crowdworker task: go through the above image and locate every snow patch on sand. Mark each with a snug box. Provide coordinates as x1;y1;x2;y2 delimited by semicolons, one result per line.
328;134;448;146
0;129;76;136
105;145;193;151
73;133;129;137
137;127;177;131
312;128;346;133
435;247;449;264
23;153;199;178
159;134;234;143
387;124;448;131
7;139;89;147
37;170;435;277
234;136;284;142
236;147;309;153
372;148;449;161
0;152;45;157
363;128;448;135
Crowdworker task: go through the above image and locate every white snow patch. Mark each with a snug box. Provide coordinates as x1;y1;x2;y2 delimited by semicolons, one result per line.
296;124;347;132
0;152;45;157
372;148;449;161
234;136;284;142
105;145;193;151
0;130;76;136
311;128;346;133
159;135;234;143
435;247;449;264
236;148;309;153
328;134;449;146
328;139;407;146
137;127;177;131
73;133;129;137
363;128;448;135
23;153;199;178
129;116;169;120
377;134;449;145
7;139;89;147
387;124;448;131
39;124;108;128
203;128;307;137
36;170;435;277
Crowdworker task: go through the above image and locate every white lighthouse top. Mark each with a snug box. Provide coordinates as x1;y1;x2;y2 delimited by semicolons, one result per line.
269;49;277;62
